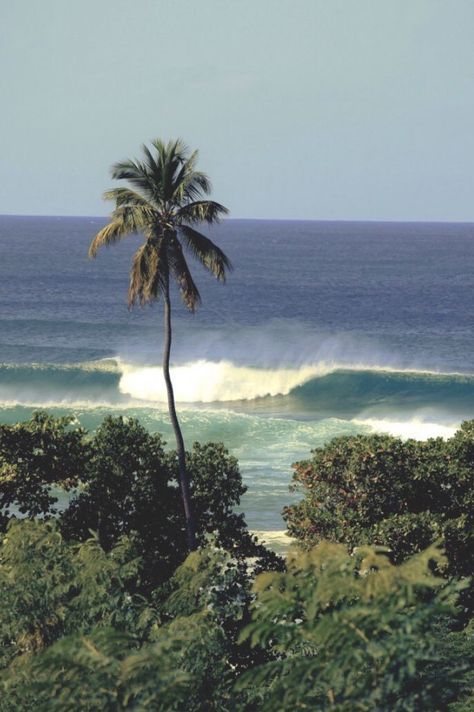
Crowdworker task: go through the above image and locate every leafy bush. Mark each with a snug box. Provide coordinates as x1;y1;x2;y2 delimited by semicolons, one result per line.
0;412;87;527
237;542;465;711
2;621;227;712
0;520;153;671
0;528;248;711
60;416;183;589
0;521;471;710
284;422;474;604
1;413;275;591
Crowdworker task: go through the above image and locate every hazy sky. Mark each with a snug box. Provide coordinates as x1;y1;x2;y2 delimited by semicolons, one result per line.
1;1;473;220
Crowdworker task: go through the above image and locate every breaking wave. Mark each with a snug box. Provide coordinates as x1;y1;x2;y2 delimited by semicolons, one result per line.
0;359;472;425
118;359;330;403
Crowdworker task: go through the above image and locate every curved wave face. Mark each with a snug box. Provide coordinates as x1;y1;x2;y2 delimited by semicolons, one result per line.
0;361;125;407
286;367;474;418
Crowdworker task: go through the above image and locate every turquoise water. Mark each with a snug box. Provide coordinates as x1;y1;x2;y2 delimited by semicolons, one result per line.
1;217;473;531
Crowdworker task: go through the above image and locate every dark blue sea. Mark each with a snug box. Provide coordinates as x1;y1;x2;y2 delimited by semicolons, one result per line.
1;216;473;537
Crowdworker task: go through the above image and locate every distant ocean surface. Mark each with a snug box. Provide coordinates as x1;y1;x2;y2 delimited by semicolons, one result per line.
1;216;473;532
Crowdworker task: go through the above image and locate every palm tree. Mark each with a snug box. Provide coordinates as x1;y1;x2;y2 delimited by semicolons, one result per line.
89;139;231;550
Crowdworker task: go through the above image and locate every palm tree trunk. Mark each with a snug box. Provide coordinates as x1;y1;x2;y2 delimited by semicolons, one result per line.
162;279;197;550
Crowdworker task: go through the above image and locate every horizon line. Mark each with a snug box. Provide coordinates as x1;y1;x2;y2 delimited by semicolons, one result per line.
1;213;474;226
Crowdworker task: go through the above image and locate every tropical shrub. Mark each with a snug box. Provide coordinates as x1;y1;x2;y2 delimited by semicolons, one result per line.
237;542;466;711
0;521;472;710
0;529;249;711
2;414;473;709
0;520;153;672
60;416;182;589
0;412;87;528
157;541;274;682
0;413;275;591
2;620;228;712
284;423;474;602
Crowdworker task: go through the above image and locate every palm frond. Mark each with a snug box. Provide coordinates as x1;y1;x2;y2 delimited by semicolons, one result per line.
152;138;188;162
102;187;155;211
141;143;159;176
180;172;212;202
110;159;159;203
171;150;206;201
176;201;229;226
174;149;199;185
89;206;149;258
152;139;185;202
168;237;201;311
128;239;167;307
179;225;232;282
168;147;211;202
156;138;189;163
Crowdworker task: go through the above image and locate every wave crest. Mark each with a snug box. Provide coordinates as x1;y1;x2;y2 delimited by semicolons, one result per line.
117;359;474;409
118;360;326;403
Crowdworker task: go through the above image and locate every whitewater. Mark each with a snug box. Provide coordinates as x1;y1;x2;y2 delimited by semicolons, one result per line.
0;216;473;532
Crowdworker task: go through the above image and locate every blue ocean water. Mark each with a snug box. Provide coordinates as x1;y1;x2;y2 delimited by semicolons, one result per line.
0;216;473;532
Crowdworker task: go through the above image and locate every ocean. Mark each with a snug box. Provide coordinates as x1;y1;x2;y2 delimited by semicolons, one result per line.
0;216;473;535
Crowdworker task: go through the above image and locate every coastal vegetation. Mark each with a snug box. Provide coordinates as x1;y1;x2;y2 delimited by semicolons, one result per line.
89;139;231;549
284;424;474;615
0;413;276;590
0;412;473;709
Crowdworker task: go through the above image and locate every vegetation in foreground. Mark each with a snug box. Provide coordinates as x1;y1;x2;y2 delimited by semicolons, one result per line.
0;413;473;710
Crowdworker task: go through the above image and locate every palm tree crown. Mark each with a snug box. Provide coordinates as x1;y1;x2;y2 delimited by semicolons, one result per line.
89;138;232;308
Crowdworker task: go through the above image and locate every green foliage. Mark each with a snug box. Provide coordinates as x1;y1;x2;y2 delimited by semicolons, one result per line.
237;542;464;711
159;543;252;624
3;625;203;712
284;423;474;607
61;416;183;589
127;614;228;711
0;535;239;711
157;542;275;688
0;411;87;526
371;512;443;563
1;413;472;709
0;521;471;710
62;416;176;545
0;520;153;671
426;620;474;712
179;441;281;567
187;441;246;546
285;433;418;545
1;413;272;591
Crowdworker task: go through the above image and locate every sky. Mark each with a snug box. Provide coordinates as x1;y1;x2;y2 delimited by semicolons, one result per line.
1;0;473;221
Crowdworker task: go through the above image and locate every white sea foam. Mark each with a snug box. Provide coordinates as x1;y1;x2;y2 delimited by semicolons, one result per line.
353;417;459;440
251;530;294;553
